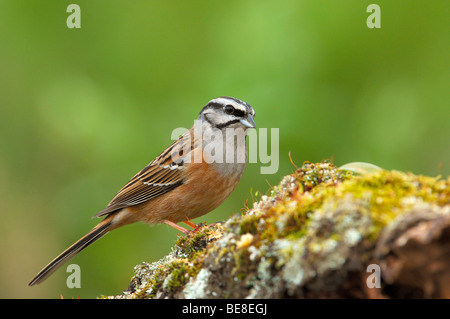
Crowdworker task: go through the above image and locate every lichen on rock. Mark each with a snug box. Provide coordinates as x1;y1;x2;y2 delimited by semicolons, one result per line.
106;161;450;299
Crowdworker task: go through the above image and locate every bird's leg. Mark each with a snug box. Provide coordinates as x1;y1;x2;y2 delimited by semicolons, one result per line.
183;220;197;229
183;215;197;229
183;216;205;232
163;220;190;235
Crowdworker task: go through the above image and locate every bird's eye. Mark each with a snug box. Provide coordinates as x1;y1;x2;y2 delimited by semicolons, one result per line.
224;105;235;115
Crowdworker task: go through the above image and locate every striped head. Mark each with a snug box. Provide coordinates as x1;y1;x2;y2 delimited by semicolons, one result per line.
199;96;256;130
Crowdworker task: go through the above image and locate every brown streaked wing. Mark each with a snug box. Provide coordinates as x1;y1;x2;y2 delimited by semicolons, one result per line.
93;131;192;218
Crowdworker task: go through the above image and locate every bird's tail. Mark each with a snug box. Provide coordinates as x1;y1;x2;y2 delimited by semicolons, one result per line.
28;219;112;286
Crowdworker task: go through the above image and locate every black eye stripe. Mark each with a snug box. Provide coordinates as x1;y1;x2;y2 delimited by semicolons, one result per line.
233;109;245;117
224;104;247;118
215;119;241;130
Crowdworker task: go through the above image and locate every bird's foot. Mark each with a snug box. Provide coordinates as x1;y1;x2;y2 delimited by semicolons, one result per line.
183;217;206;233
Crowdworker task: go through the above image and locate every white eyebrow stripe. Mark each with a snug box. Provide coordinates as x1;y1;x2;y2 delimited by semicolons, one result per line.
210;97;246;111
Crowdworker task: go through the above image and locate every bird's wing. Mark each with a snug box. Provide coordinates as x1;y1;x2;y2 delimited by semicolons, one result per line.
93;131;193;218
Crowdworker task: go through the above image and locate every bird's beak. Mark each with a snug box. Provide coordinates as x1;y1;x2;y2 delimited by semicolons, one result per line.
240;114;256;129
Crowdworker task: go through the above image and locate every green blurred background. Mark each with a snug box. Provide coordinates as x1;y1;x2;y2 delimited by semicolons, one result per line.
1;1;448;298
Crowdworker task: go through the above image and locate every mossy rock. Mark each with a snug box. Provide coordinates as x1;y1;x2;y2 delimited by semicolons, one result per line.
105;162;450;299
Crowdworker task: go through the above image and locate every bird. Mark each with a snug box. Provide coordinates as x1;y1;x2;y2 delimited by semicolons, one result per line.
28;96;256;286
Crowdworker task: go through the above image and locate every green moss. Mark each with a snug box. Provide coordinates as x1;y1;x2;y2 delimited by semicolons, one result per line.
233;250;248;280
336;170;450;237
285;229;307;240
175;228;209;258
238;162;450;244
133;265;166;299
238;213;260;235
239;162;347;243
165;260;189;292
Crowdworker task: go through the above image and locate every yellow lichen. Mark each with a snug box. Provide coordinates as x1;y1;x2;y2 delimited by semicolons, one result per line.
236;233;254;250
